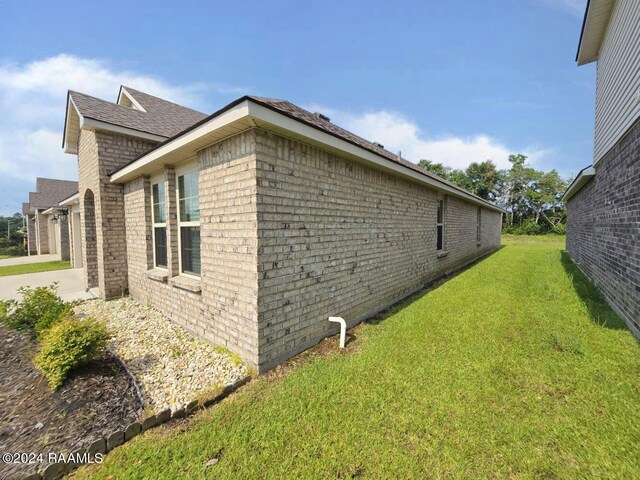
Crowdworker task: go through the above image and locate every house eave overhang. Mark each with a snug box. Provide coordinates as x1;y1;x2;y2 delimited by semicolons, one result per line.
110;98;505;213
562;166;596;202
576;0;616;66
59;192;79;206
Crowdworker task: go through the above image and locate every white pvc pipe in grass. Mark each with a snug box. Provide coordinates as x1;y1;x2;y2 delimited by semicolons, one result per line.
328;316;347;348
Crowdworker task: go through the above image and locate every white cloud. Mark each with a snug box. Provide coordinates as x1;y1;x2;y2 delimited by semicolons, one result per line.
0;54;241;215
535;0;586;18
307;105;546;171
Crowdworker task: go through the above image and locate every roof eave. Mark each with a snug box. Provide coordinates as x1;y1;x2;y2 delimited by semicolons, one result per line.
576;0;616;66
562;166;596;202
110;98;504;213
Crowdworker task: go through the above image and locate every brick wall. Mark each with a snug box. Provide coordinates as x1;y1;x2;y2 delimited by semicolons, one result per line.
254;129;502;370
78;129;157;298
59;217;70;261
566;117;640;336
35;210;49;255
123;130;261;367
26;215;37;254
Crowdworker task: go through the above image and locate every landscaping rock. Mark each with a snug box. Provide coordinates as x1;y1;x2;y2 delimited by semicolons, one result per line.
42;462;63;480
141;415;157;431
88;438;106;455
172;408;185;419
106;430;125;451
157;408;171;424
125;421;141;440
73;298;248;412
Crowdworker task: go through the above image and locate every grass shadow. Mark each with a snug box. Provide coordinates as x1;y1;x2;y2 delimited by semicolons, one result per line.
560;251;628;330
365;246;505;326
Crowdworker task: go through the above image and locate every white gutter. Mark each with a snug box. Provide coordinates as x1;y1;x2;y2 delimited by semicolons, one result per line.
562;166;595;202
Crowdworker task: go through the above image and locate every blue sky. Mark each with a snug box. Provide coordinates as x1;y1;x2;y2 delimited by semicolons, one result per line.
0;0;593;215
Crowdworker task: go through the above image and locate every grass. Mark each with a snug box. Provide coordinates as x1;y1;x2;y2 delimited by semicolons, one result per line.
73;236;640;479
0;261;71;277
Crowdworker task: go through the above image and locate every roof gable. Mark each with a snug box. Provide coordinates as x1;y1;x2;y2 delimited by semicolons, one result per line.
63;87;207;154
27;178;79;209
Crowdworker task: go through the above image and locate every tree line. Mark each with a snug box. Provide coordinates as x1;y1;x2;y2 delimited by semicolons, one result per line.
417;154;569;234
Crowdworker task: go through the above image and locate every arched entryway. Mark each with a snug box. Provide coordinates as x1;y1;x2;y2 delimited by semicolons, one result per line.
83;189;98;288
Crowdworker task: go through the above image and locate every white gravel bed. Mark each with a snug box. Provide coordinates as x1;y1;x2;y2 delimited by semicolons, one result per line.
73;298;247;413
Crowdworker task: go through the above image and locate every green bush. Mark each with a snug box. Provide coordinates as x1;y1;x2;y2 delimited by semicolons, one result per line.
2;284;70;333
34;318;111;389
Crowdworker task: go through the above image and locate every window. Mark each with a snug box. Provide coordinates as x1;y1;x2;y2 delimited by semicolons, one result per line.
177;169;200;276
476;206;482;243
436;199;444;251
152;181;167;268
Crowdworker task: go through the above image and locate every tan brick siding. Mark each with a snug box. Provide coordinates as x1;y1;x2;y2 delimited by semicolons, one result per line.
254;129;501;370
124;130;261;368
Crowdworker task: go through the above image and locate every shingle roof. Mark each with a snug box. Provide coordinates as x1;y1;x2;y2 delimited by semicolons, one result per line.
69;88;208;138
245;96;483;200
28;178;78;209
22;202;32;215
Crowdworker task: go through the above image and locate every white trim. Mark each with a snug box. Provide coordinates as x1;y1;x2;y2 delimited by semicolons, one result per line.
562;166;596;202
82;118;166;143
151;173;168;270
175;162;201;279
59;192;80;206
109;99;503;213
118;87;147;112
111;101;250;183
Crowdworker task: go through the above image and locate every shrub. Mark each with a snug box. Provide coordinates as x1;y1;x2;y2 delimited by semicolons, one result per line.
34;318;111;389
2;284;69;333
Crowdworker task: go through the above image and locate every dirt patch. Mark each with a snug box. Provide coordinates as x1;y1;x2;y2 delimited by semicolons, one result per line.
0;325;143;479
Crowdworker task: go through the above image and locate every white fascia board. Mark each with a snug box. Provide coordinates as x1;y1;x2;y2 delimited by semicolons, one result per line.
562;166;596;202
110;100;251;183
63;97;82;154
118;87;147;112
247;103;504;213
82;118;167;143
59;192;80;206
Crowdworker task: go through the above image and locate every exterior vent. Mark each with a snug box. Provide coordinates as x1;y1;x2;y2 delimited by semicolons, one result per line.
373;142;385;149
314;112;331;122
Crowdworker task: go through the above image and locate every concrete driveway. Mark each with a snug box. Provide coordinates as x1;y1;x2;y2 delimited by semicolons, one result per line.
0;268;97;302
0;254;61;267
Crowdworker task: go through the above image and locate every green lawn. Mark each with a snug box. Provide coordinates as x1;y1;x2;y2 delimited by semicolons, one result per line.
75;236;640;479
0;260;71;277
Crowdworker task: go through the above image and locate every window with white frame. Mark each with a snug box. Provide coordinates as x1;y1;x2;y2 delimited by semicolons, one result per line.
152;179;167;268
436;198;445;251
476;206;482;243
177;168;201;276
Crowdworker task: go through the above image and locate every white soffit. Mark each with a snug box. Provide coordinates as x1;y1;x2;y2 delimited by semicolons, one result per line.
577;0;616;66
562;166;596;201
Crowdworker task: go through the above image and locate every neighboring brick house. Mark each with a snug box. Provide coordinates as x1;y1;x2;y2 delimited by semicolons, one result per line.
564;0;640;336
22;178;78;259
63;86;503;371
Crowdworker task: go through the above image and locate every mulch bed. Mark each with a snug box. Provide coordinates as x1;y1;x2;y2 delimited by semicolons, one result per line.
0;325;143;479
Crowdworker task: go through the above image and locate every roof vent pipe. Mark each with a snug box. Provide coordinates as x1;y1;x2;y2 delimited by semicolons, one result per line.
373;142;384;149
328;316;347;348
314;112;331;122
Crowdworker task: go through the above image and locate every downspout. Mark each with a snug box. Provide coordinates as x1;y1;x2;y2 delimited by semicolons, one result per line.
328;317;347;348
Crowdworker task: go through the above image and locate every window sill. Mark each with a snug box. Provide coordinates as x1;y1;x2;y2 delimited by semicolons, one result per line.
437;250;449;258
170;275;202;294
146;268;168;283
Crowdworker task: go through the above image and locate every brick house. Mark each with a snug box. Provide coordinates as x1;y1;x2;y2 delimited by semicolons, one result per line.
22;178;78;259
63;86;503;371
564;0;640;336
